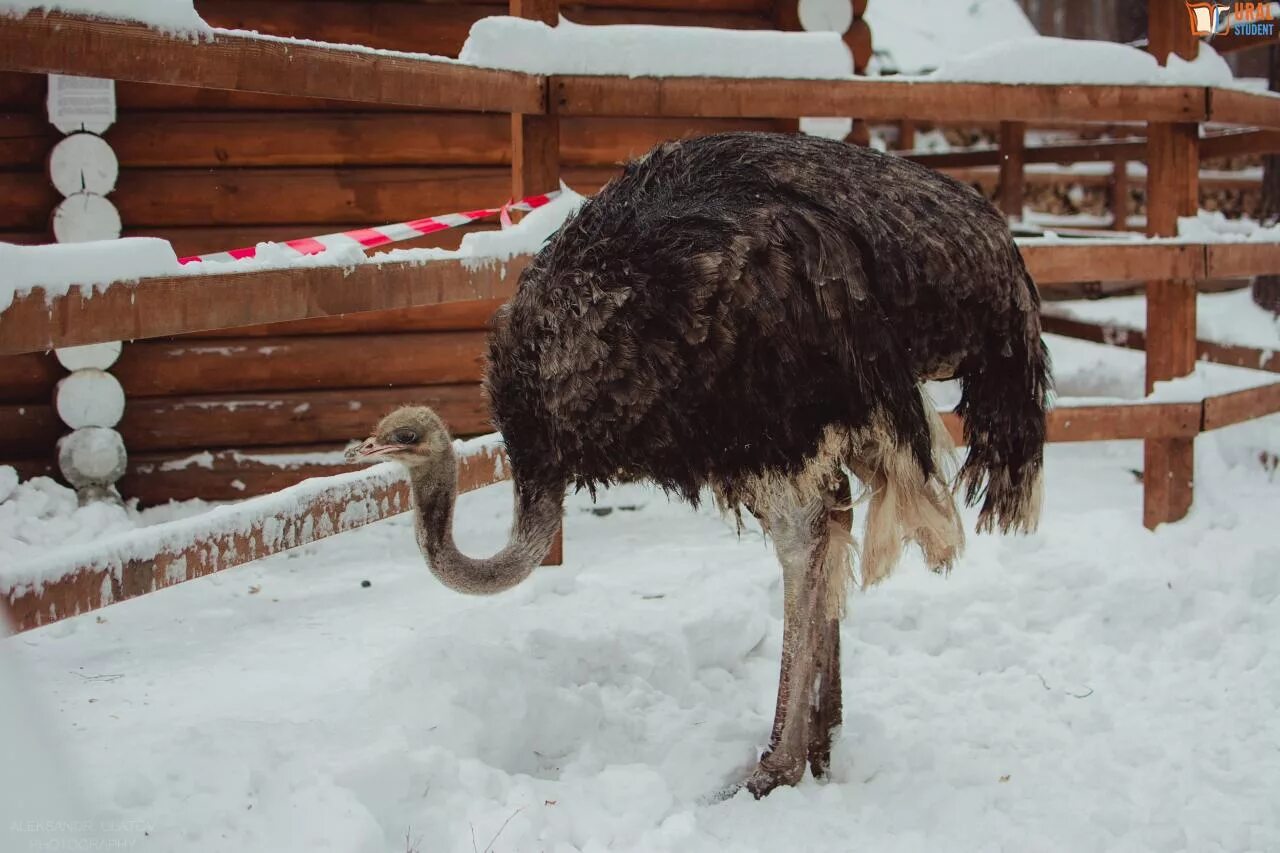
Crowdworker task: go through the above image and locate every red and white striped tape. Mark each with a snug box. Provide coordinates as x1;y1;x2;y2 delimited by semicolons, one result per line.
178;191;561;265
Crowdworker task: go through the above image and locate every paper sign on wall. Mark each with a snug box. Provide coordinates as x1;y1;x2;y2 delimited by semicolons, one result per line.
47;74;116;134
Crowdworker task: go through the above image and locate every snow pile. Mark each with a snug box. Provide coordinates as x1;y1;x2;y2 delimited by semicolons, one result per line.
933;37;1234;86
0;238;182;311
0;470;210;564
1045;289;1280;354
1178;209;1280;243
0;0;208;32
863;0;1036;75
459;16;853;79
4;430;1278;851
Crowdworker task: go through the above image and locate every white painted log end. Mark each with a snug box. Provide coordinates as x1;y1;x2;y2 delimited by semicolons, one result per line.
55;341;123;371
55;369;126;429
51;193;122;243
57;427;128;488
49;132;119;197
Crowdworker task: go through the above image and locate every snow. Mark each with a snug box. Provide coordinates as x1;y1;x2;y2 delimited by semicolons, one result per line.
3;428;1278;851
1044;288;1280;354
0;237;182;311
0;0;208;33
0;470;209;564
933;37;1235;87
863;0;1036;75
458;17;853;79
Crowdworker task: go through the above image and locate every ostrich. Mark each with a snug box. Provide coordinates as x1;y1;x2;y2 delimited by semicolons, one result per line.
351;132;1051;798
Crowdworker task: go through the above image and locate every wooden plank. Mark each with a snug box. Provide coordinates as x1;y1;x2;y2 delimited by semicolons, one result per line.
1202;381;1280;430
939;402;1201;446
0;11;543;113
1205;242;1280;279
111;166;616;226
1207;87;1280;130
0;171;59;230
998;121;1026;219
113;331;488;397
190;298;503;337
1040;314;1280;374
1199;128;1280;159
1021;243;1205;286
1108;156;1130;229
117;384;490;452
0;255;528;355
552;76;1210;123
0;401;59;457
5;438;515;633
0;351;61;403
0;112;55;169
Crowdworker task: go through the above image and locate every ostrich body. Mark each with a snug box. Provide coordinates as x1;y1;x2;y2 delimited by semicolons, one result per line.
354;132;1051;797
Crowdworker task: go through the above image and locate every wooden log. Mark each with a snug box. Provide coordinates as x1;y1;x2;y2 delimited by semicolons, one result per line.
49;132;118;197
0;255;528;356
1040;314;1280;374
0;171;59;230
112;166;616;226
0;112;57;169
57;426;127;487
51;192;122;243
998;121;1026;219
55;369;125;428
116;384;491;452
122;442;358;503
1143;2;1200;530
1202;381;1280;430
552;76;1209;123
112;331;489;397
941;402;1202;446
845;16;873;74
1205;242;1280;279
0;352;61;403
0;401;59;456
0;12;544;113
189;298;504;337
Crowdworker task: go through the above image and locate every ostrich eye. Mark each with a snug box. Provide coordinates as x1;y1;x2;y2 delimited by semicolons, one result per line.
392;428;419;445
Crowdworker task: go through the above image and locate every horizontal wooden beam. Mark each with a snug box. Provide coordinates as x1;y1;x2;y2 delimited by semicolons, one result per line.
1022;242;1205;286
117;384;489;452
0;11;543;113
1205;242;1280;280
552;76;1209;123
113;332;488;397
941;402;1202;445
4;439;511;633
1207;87;1280;130
1041;314;1280;374
0;256;527;356
1202;381;1280;430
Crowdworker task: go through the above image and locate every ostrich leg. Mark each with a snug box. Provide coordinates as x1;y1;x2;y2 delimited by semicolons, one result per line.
741;488;838;798
808;475;851;779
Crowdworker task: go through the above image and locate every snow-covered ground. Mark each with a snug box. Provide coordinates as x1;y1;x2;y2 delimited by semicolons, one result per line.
1045;289;1280;353
3;425;1278;852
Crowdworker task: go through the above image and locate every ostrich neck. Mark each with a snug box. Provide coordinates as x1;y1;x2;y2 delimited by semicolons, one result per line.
409;447;562;595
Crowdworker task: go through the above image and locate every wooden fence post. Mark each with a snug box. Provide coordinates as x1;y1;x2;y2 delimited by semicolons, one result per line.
1108;156;1130;229
998;121;1026;220
1143;0;1199;528
510;0;564;564
510;0;560;206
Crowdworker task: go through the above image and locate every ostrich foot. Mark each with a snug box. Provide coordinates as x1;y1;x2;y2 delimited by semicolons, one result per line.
705;753;807;802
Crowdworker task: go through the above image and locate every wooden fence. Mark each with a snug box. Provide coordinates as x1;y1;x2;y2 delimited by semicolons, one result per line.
2;0;1280;632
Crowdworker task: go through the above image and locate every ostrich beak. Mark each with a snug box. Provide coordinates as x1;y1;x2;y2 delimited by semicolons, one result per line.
347;437;400;462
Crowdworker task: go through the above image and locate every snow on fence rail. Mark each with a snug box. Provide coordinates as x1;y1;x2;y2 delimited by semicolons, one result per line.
3;436;511;633
4;11;1280;129
6;241;1280;356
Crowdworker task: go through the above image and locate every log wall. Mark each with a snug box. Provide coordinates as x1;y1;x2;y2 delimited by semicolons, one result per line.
0;0;791;501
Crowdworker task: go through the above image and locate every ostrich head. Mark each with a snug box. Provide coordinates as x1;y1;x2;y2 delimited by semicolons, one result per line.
348;406;452;470
346;405;562;596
